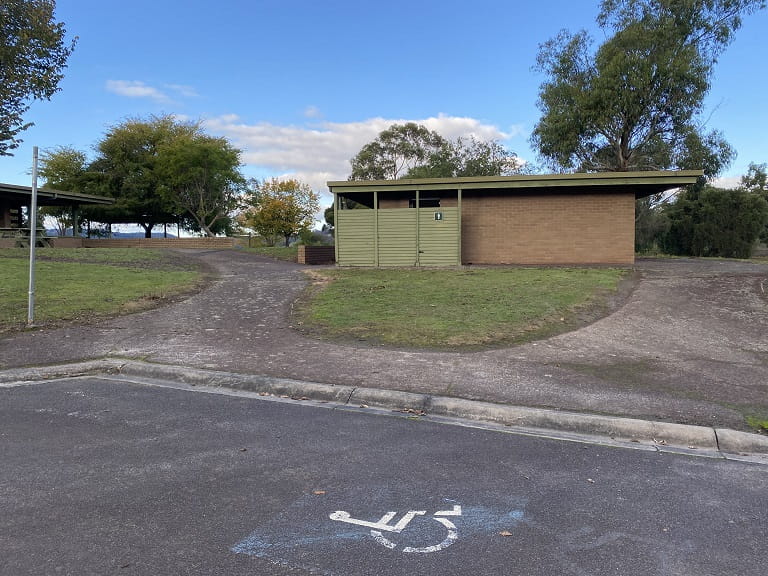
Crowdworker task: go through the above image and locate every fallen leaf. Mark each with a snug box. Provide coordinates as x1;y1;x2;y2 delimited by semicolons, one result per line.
313;490;326;495
499;531;514;537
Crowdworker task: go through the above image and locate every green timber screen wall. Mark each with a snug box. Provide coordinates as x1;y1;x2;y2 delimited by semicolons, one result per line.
336;207;459;267
378;209;417;266
336;210;375;265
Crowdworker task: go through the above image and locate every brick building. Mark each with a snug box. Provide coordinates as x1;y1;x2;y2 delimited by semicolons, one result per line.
328;171;701;266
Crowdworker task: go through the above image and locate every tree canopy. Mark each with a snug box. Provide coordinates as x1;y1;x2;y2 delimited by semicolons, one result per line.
157;133;245;237
740;162;768;242
349;123;520;180
349;123;449;180
88;115;197;236
243;178;320;246
38;145;89;234
40;115;245;237
531;0;764;176
1;0;76;155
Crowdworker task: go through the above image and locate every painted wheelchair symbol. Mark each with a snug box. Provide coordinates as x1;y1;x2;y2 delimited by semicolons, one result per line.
329;505;462;553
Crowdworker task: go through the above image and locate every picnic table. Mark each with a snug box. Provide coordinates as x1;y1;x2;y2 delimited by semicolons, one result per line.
0;227;51;247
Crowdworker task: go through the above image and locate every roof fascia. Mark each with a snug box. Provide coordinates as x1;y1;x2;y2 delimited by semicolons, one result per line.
328;171;702;194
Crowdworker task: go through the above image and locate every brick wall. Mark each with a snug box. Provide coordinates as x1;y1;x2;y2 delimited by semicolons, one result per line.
49;237;84;248
461;192;635;265
81;237;235;249
298;245;335;264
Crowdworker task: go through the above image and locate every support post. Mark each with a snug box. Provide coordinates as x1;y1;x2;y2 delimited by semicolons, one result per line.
457;187;462;267
333;193;339;265
415;189;420;266
373;190;379;267
72;205;80;237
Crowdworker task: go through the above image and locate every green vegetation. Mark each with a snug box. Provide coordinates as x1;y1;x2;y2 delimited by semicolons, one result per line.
298;267;625;349
746;416;768;433
241;178;320;247
661;186;768;258
531;0;764;174
348;122;519;180
0;249;201;332
1;0;76;155
40;114;245;237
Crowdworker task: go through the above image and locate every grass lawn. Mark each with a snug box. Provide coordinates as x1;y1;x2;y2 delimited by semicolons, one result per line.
0;248;202;332
298;267;627;349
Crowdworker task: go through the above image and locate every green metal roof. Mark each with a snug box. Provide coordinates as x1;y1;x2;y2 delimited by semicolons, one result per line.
0;182;114;206
328;170;703;199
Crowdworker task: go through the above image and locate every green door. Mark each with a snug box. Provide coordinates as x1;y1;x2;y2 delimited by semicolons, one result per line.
418;207;459;266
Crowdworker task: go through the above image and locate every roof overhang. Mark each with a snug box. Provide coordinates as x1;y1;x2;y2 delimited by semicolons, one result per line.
0;182;114;207
328;170;703;199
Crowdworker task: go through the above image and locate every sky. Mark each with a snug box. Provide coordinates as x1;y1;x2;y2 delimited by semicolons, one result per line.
2;0;767;211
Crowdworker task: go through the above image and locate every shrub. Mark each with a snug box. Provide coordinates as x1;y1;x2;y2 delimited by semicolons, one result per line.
662;186;768;258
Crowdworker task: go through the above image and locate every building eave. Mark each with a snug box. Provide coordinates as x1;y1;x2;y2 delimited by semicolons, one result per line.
328;170;703;199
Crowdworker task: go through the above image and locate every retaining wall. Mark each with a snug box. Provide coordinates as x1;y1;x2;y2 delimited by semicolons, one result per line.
42;237;236;249
298;245;336;265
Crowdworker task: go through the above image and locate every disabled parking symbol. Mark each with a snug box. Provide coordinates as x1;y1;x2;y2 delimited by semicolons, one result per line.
329;504;463;553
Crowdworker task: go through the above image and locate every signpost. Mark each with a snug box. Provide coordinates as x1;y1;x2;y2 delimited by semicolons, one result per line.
28;146;39;325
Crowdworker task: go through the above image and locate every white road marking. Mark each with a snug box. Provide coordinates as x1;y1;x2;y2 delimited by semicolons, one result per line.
329;510;426;533
330;505;463;553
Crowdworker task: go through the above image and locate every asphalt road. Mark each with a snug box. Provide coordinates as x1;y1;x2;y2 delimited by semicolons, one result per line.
1;377;766;576
3;252;767;430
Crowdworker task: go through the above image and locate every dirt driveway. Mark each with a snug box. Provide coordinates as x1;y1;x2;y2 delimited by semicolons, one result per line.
1;250;766;430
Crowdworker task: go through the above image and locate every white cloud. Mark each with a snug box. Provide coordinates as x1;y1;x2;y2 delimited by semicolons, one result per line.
165;84;199;98
304;105;321;119
202;114;514;194
106;80;170;102
713;176;741;189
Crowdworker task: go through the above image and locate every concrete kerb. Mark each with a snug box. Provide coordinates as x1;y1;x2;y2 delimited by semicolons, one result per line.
2;359;767;458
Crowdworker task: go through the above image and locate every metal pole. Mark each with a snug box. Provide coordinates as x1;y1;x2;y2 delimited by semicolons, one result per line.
28;146;39;325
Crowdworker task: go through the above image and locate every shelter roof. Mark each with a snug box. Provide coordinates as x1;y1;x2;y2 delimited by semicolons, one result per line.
0;182;113;207
328;170;703;199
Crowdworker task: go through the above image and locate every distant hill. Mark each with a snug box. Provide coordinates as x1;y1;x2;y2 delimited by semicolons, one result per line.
46;230;177;239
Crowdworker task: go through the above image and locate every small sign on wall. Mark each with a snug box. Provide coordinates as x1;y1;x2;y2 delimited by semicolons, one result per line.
434;212;443;221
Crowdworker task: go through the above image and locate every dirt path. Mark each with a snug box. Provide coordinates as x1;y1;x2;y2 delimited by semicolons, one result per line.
1;250;766;430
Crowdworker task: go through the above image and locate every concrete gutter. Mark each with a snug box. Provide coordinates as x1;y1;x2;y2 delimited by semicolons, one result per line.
2;359;767;460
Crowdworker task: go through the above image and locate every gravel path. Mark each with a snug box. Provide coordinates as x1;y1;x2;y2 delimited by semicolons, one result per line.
1;250;766;430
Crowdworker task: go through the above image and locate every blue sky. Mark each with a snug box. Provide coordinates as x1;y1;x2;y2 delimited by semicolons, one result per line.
2;0;767;207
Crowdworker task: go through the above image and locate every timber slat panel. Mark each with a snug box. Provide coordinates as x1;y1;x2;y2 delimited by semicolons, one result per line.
378;209;417;266
337;211;375;265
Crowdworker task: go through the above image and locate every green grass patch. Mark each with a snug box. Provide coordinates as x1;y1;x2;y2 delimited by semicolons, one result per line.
298;267;626;349
746;416;768;433
0;247;185;267
243;245;299;262
0;249;201;332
